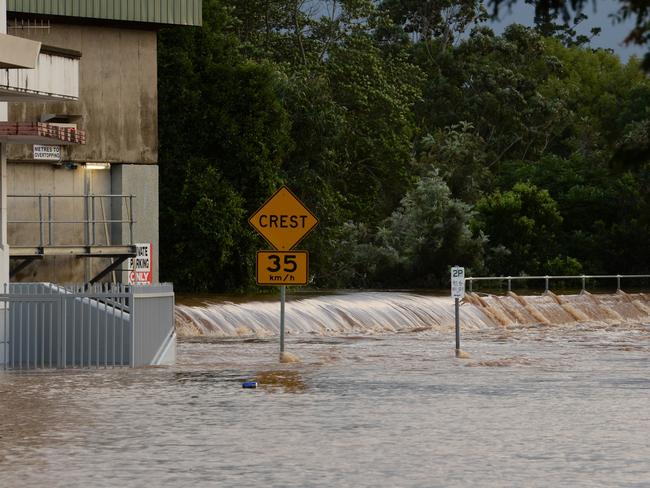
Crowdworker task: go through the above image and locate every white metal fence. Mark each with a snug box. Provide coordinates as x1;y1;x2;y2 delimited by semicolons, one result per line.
465;274;650;293
0;282;174;370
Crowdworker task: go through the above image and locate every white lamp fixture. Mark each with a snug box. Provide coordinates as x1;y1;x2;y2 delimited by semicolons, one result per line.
85;162;110;170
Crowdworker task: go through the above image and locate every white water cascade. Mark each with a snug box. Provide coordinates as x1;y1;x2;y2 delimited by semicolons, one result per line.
175;291;650;338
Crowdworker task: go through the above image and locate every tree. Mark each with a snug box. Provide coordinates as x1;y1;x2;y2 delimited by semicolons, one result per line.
473;182;565;275
417;121;491;202
335;172;485;288
488;0;650;69
156;0;650;291
415;25;570;175
380;0;487;46
158;0;291;291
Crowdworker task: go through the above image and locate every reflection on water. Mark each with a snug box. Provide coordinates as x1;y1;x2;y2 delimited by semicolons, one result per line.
255;371;308;393
466;356;534;367
1;292;650;487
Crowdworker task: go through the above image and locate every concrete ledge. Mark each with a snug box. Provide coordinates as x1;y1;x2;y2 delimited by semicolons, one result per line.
0;33;41;69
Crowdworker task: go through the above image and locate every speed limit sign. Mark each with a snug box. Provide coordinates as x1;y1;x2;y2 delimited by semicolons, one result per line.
256;250;309;286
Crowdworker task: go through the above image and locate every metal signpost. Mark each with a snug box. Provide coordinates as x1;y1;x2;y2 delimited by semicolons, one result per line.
451;266;465;357
249;186;318;358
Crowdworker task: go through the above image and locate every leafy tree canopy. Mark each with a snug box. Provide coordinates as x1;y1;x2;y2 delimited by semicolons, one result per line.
158;0;650;291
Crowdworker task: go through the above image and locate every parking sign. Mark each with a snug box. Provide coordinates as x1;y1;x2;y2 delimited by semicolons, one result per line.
451;266;465;299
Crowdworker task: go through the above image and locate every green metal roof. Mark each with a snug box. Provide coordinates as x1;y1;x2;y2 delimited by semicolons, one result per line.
7;0;202;26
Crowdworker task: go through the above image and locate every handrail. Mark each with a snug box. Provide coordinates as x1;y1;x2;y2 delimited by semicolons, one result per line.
465;274;650;293
8;194;129;198
7;194;135;248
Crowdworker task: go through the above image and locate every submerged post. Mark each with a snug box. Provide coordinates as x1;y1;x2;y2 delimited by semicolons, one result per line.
455;297;460;352
280;285;286;354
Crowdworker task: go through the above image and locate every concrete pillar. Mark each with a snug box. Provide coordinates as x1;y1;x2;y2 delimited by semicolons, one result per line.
0;143;7;367
0;143;8;287
111;164;160;283
0;0;8;365
0;0;5;34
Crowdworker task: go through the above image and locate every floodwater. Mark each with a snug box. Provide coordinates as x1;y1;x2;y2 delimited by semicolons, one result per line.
1;292;650;487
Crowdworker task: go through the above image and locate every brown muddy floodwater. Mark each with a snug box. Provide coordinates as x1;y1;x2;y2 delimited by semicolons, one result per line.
1;291;650;487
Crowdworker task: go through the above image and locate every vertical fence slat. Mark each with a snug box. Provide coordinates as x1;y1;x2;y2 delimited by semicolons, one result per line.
49;300;53;368
40;302;44;369
11;294;15;370
3;290;7;371
19;300;23;369
88;294;92;368
80;294;84;368
120;295;125;367
27;298;31;369
96;293;100;368
112;295;116;367
104;292;108;368
61;290;67;369
71;290;75;368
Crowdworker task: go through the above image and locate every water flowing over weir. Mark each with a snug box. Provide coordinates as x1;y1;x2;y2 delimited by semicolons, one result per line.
174;291;650;338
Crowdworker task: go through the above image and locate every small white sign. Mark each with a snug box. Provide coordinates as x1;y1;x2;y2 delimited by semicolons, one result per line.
451;266;465;299
128;243;153;285
33;145;62;161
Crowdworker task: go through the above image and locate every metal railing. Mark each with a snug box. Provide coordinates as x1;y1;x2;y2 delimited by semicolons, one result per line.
466;274;650;294
0;282;175;370
8;194;135;247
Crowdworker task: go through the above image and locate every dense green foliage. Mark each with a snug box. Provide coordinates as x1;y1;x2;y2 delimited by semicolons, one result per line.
489;0;650;69
159;0;650;291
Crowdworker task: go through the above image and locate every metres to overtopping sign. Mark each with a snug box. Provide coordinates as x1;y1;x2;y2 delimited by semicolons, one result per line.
33;145;61;161
451;266;465;299
256;250;309;286
248;186;319;250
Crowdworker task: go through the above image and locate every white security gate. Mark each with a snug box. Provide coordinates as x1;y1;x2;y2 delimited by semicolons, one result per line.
1;282;174;369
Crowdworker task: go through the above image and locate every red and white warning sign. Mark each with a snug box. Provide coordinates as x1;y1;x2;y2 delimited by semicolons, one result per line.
128;243;153;284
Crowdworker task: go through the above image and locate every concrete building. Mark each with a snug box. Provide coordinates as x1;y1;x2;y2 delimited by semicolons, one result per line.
1;0;84;293
3;0;202;284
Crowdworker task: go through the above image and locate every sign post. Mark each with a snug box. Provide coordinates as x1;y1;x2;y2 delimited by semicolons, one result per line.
280;285;286;353
249;186;318;360
451;266;465;357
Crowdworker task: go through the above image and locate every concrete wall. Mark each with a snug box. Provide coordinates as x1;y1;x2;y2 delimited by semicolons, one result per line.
7;22;157;164
8;162;114;282
8;162;160;283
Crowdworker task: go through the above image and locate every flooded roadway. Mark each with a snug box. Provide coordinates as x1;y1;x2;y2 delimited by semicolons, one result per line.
1;292;649;487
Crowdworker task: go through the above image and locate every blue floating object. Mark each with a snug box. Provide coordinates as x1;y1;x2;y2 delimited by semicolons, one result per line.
242;381;258;389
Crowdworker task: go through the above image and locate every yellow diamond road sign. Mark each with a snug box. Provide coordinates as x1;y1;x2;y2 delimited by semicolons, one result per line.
249;186;318;251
